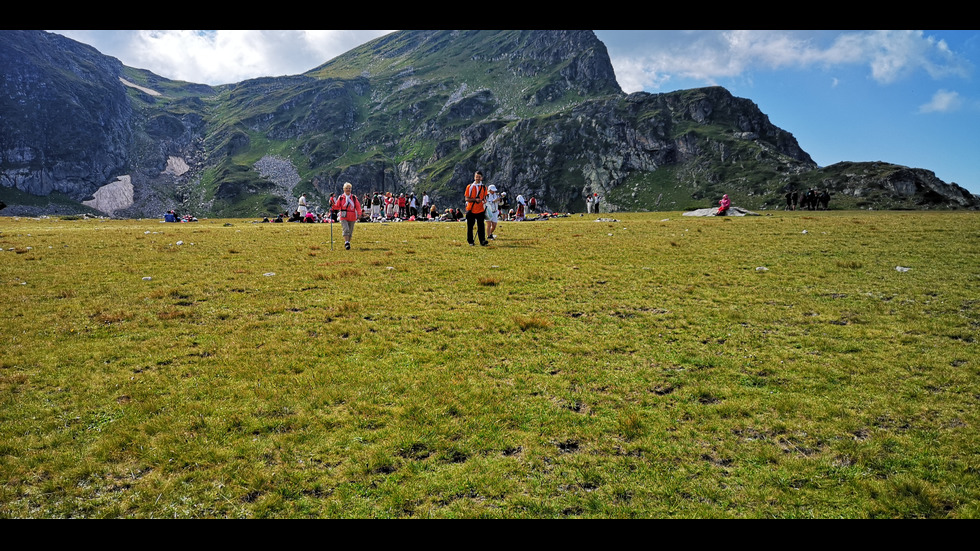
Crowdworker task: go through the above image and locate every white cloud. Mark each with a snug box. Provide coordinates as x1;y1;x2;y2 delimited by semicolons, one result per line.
918;89;963;113
840;30;971;84
612;56;674;92
51;30;393;85
604;30;972;93
128;30;388;84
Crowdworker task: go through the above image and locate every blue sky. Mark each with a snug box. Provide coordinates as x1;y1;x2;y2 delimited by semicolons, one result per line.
49;30;980;195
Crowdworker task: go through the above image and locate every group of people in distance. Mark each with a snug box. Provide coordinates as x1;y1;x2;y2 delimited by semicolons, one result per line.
368;191;420;221
164;210;198;222
260;174;506;250
718;188;832;214
785;188;831;211
263;172;536;249
266;174;826;251
585;193;602;214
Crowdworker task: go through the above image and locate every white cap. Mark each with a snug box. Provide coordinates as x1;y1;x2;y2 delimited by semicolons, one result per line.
488;185;497;192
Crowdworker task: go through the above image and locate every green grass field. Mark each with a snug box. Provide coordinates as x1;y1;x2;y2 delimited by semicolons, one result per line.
1;210;978;518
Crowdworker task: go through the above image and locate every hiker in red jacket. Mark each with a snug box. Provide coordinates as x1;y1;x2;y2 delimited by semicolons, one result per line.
333;182;363;250
717;194;731;216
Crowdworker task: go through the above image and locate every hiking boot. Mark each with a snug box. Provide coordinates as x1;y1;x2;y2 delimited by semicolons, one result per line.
345;242;351;250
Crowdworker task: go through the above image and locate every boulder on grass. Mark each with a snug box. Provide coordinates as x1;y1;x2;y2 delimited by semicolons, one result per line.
682;206;760;217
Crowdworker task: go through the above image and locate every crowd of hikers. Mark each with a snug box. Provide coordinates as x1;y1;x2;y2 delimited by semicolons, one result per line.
784;188;831;211
257;188;569;226
157;180;833;229
240;182;585;249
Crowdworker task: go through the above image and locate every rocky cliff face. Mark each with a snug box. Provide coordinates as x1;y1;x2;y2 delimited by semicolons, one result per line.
1;30;976;217
0;30;132;201
463;87;818;212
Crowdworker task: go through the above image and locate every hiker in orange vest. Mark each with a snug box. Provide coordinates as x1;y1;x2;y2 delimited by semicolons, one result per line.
333;182;363;250
465;171;489;246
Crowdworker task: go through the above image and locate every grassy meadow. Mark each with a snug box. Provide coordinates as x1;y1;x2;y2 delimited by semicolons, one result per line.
1;210;978;518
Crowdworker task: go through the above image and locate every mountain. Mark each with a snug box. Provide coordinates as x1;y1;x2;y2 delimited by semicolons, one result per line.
1;29;977;218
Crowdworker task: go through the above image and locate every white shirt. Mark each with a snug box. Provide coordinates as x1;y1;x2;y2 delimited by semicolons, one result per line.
486;192;499;214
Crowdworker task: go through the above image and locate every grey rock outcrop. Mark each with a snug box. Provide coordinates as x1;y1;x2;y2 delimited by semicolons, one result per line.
818;162;977;209
81;175;133;214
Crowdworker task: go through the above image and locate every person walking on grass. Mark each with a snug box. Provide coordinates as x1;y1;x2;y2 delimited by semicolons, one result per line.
485;184;501;240
333;182;362;250
465;171;489;246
